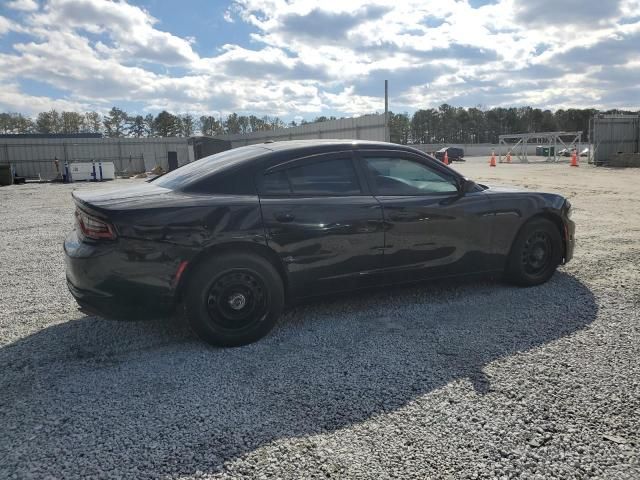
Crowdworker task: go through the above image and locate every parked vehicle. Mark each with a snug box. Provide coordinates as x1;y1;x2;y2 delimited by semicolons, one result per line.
65;140;575;346
435;146;465;162
558;148;572;157
580;148;589;157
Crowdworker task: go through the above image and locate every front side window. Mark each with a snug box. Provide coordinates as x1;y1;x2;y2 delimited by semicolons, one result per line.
262;158;361;196
363;157;458;195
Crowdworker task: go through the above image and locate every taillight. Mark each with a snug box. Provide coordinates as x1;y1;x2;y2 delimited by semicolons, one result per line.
75;208;117;240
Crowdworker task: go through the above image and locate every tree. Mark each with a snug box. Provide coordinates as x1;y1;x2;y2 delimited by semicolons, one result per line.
389;112;410;144
144;114;155;137
224;113;241;134
199;115;221;136
36;110;62;134
269;116;284;130
84;111;102;133
248;115;265;132
127;115;148;137
153;110;180;137
540;110;557;132
0;113;35;134
467;107;485;143
238;115;250;134
411;109;437;144
0;113;11;133
180;114;195;136
60;111;84;134
103;107;128;137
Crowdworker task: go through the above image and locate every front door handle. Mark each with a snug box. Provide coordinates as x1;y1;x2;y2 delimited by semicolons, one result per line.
389;211;412;221
274;211;295;223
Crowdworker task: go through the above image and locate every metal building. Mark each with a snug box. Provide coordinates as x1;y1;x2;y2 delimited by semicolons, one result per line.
590;114;640;166
219;114;388;148
0;134;230;180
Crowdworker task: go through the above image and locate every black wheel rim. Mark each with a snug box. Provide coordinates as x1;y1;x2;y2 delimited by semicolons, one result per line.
522;230;552;275
206;269;268;331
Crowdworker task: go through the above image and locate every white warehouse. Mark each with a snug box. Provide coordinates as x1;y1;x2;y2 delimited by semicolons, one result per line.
0;134;231;180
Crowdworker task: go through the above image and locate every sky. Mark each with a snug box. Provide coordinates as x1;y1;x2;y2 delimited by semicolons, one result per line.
0;0;639;121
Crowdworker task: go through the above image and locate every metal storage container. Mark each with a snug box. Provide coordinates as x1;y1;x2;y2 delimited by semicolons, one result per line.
0;164;13;186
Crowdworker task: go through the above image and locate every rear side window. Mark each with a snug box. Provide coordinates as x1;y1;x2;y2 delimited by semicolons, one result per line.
262;170;290;194
153;146;267;190
262;158;361;196
184;170;256;195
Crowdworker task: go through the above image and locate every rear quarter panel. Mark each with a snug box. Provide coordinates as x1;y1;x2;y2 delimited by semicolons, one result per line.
108;194;266;249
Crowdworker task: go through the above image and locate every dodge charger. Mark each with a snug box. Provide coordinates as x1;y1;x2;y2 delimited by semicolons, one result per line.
64;140;575;346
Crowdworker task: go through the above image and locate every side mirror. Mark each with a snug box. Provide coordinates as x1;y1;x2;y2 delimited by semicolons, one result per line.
457;178;477;195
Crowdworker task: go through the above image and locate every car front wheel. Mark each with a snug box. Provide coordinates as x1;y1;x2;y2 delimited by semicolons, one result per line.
506;218;562;286
184;252;284;347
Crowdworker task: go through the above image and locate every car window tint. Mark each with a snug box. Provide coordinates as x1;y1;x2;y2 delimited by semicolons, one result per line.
364;157;458;195
286;158;361;195
153;146;267;190
185;171;256;195
262;170;291;194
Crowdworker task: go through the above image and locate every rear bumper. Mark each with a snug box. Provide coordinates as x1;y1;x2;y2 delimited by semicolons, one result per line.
66;277;174;319
64;229;183;319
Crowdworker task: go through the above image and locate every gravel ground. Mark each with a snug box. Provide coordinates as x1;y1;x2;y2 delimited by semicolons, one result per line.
1;160;639;479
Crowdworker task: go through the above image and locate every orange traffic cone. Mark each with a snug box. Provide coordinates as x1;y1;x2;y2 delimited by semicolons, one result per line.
506;151;512;163
489;151;496;167
443;150;449;165
570;149;579;167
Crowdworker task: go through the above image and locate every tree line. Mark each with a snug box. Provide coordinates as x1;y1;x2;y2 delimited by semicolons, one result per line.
1;105;637;144
389;105;638;144
0;107;303;138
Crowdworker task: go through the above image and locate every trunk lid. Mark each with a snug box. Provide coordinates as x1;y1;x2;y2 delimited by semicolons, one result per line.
72;182;193;214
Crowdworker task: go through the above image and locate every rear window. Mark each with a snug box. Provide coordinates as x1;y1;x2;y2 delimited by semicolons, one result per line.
153;146;267;190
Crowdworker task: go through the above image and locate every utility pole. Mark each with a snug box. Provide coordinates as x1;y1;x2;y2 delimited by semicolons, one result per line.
384;80;390;142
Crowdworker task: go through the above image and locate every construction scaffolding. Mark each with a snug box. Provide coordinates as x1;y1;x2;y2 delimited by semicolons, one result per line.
498;131;582;163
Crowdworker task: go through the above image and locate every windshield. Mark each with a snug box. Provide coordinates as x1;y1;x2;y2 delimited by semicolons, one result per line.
153;146;268;190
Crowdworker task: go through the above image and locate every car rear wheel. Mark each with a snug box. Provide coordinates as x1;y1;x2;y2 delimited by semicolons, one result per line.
184;253;284;347
506;218;562;286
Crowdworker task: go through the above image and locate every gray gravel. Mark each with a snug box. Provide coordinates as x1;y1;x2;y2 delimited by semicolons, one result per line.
1;169;639;479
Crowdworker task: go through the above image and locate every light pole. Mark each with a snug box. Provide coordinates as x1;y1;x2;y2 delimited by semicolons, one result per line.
384;80;390;142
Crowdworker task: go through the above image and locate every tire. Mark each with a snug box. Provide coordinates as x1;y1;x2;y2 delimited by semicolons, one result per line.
184;252;284;347
506;218;562;286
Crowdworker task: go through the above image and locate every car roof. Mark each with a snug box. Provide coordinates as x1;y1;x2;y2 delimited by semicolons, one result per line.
256;139;424;155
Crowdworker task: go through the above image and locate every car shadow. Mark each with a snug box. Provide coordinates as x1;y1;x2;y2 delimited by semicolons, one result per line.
0;272;597;477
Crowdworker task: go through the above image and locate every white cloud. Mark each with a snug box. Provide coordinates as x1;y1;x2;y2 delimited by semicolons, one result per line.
0;16;12;35
0;83;91;114
1;0;639;117
32;0;198;65
6;0;39;12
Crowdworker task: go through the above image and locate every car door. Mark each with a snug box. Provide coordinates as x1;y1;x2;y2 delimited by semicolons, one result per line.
357;150;495;282
258;152;385;297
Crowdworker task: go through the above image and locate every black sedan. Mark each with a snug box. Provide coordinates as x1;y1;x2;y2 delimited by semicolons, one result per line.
65;140;575;346
435;146;465;162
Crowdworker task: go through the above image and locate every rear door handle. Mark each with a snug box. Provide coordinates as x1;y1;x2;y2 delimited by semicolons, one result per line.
274;212;295;223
